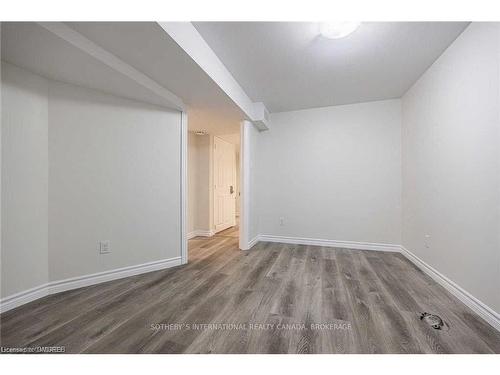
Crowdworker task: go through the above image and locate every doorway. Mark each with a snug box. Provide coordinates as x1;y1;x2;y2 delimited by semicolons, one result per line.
213;136;237;234
186;127;241;261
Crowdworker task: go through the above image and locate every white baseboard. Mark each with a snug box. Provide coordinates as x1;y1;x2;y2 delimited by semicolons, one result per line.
400;246;500;332
0;284;50;315
187;229;215;239
247;236;260;250
0;256;182;314
258;235;401;252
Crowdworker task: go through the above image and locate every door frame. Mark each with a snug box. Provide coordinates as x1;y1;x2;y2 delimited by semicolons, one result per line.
180;111;188;264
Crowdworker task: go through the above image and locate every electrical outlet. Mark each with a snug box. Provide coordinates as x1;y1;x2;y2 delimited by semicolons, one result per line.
279;217;285;226
99;240;111;254
424;234;431;249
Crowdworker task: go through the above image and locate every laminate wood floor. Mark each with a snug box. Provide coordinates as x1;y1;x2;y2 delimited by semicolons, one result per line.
214;225;239;238
1;235;499;353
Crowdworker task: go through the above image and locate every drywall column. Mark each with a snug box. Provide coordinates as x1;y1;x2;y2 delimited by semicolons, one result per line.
239;120;260;250
240;121;251;250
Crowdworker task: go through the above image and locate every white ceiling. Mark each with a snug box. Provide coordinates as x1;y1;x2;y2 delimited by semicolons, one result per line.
2;22;471;130
1;22;176;109
194;22;469;113
1;22;244;136
66;22;244;135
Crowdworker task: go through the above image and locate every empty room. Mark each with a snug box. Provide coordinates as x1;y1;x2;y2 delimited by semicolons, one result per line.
1;2;500;370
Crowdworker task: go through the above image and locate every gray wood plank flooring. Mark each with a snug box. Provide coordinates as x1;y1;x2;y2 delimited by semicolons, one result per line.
1;235;499;353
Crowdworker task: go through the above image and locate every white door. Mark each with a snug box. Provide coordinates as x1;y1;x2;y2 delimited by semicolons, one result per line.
213;137;236;233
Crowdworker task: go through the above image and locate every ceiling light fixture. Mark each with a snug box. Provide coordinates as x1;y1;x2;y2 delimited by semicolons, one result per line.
320;22;361;39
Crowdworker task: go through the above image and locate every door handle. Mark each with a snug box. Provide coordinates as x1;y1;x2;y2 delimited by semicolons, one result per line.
230;185;234;194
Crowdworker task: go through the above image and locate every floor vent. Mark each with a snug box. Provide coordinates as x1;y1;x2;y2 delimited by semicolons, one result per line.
420;312;445;330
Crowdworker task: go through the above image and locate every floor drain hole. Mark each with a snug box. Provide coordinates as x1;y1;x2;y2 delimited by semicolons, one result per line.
420;312;445;330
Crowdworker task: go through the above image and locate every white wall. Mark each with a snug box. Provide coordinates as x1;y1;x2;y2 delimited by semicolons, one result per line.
196;134;213;232
1;62;182;298
257;100;402;245
187;133;213;234
48;80;181;281
402;23;500;313
1;62;49;297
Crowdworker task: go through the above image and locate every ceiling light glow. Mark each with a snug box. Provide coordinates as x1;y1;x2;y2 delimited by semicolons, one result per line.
320;22;361;39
